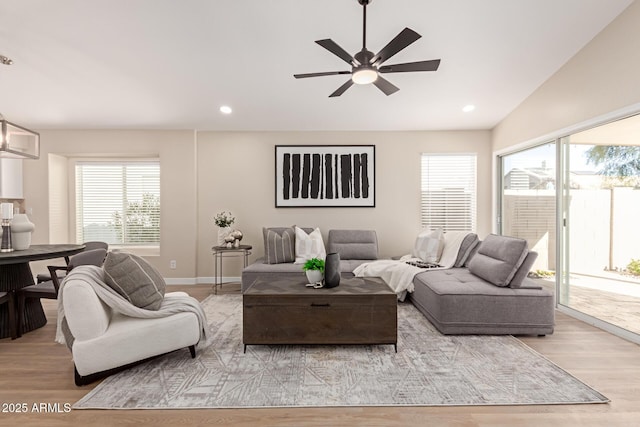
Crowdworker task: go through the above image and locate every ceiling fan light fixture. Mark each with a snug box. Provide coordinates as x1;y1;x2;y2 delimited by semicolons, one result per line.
352;68;378;85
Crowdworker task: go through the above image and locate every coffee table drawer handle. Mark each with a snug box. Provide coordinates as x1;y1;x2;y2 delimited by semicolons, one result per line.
310;303;331;307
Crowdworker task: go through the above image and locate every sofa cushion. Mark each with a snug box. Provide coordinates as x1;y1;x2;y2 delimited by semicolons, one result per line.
263;227;296;264
509;251;539;288
454;233;479;267
412;229;444;263
327;229;378;260
467;234;528;287
103;251;166;310
294;226;326;264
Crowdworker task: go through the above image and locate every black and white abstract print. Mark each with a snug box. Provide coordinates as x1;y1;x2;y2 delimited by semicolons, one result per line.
275;145;375;207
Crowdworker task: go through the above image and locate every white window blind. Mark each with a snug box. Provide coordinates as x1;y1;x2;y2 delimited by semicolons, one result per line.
75;161;160;246
421;154;477;232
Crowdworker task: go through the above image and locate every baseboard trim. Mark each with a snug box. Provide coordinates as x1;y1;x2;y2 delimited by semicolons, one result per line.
164;277;241;285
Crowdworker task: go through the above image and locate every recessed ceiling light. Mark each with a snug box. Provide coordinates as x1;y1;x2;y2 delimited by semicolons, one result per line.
219;105;232;114
462;105;475;113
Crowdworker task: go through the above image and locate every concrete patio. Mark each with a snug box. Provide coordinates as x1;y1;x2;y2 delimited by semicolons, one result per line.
532;273;640;336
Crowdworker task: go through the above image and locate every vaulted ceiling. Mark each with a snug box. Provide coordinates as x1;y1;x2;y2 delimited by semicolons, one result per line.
0;0;633;131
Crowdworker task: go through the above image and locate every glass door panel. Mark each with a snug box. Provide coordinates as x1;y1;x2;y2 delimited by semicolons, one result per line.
500;143;557;284
560;114;640;336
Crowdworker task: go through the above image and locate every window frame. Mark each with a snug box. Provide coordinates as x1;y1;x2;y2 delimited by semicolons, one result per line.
71;157;161;252
420;153;477;233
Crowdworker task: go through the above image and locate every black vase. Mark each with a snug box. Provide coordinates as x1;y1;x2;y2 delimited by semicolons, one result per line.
324;252;341;288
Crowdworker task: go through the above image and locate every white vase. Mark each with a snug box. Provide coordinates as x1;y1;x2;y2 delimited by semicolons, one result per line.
11;214;35;250
305;269;323;284
217;227;231;246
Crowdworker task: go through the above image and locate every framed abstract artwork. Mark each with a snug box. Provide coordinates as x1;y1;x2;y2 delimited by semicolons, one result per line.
275;145;375;207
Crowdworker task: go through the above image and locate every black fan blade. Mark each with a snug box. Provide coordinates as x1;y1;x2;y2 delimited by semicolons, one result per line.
294;71;352;79
379;59;441;74
373;76;400;96
329;79;354;97
371;28;421;66
316;39;358;66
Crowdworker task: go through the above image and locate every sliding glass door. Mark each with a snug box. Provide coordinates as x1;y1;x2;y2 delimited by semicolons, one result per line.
499;113;640;342
560;115;640;336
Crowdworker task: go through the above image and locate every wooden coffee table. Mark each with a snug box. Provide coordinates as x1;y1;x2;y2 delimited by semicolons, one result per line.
243;276;397;352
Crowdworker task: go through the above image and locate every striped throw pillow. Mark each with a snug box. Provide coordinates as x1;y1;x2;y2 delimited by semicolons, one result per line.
263;227;296;264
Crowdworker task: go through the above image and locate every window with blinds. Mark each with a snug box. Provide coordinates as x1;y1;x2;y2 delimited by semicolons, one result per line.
421;154;477;232
75;161;160;246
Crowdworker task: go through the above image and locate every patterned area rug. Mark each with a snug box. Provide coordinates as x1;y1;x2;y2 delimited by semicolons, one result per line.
74;294;608;409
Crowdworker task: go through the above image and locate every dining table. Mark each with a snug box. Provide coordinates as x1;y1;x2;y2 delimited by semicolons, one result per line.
0;244;85;339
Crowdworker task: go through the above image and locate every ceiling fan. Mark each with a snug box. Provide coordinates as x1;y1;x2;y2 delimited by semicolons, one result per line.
294;0;441;97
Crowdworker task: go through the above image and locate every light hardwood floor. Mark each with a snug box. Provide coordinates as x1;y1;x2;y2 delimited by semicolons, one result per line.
1;283;639;427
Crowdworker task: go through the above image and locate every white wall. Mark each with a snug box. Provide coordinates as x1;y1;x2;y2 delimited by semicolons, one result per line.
23;130;198;278
196;131;492;278
493;1;640;151
47;153;69;243
22;129;491;281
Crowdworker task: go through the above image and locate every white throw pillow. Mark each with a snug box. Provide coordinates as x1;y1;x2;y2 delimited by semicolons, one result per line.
294;226;326;264
412;228;444;263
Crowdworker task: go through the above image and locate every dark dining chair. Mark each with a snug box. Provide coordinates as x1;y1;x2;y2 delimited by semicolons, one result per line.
0;291;17;340
36;241;108;283
16;248;108;337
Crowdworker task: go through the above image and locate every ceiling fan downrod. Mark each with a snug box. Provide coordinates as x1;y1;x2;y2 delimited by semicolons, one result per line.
359;0;370;51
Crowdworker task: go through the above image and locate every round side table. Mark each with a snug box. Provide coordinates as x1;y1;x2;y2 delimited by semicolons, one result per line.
211;244;252;294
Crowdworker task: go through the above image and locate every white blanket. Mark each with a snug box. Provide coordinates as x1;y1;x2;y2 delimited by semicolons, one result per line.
353;231;471;300
55;265;210;348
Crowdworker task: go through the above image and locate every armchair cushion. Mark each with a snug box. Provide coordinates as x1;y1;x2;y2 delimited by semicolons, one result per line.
103;251;166;310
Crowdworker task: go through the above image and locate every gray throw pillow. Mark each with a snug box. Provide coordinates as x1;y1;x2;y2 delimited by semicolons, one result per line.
103;251;166;310
509;251;539;288
454;233;479;267
263;227;296;264
467;234;529;287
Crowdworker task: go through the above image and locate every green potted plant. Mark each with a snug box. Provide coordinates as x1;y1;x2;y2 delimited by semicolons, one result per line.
302;257;325;284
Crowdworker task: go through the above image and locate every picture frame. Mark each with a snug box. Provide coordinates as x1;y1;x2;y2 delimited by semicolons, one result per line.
275;145;375;208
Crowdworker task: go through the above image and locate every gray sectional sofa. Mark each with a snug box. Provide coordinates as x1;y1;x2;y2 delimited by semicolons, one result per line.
241;228;554;336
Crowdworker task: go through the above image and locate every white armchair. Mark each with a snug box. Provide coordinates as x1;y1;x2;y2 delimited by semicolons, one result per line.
60;267;203;386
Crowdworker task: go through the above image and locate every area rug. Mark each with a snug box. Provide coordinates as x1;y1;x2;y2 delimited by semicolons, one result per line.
74;294;608;409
